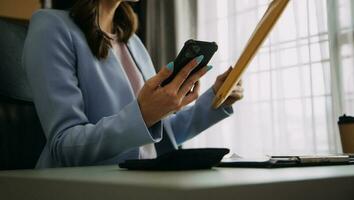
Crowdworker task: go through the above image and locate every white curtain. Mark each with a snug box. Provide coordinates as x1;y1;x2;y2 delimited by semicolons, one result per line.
144;0;197;69
184;0;354;157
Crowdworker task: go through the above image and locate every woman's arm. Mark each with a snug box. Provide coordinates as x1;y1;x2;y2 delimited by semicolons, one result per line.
23;10;162;167
166;87;234;146
166;67;246;145
130;33;235;146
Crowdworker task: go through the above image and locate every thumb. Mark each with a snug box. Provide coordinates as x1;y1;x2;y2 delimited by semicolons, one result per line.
149;62;174;87
218;66;233;81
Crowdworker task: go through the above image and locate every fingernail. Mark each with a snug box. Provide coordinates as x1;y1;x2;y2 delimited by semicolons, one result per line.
195;55;204;64
166;62;174;71
207;65;213;71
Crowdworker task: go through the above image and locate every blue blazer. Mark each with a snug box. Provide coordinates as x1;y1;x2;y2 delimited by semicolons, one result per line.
23;9;233;168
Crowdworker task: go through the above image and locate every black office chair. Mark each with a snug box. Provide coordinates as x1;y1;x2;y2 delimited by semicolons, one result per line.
0;17;46;170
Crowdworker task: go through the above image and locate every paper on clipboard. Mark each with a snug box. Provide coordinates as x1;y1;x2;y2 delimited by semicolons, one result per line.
212;0;290;109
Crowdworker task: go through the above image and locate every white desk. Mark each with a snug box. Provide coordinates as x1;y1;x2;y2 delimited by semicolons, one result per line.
1;165;354;200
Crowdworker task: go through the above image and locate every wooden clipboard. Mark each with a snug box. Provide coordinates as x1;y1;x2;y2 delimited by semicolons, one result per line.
212;0;290;108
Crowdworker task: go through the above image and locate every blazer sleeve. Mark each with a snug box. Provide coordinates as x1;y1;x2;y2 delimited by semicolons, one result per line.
167;88;234;145
23;10;162;167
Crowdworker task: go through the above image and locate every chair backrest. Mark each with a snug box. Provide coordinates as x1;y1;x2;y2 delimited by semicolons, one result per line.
0;17;46;170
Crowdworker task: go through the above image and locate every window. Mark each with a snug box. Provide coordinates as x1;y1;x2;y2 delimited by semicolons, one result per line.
184;0;354;156
335;0;354;115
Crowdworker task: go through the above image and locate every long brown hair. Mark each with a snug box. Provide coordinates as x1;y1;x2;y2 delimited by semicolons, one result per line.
70;0;138;59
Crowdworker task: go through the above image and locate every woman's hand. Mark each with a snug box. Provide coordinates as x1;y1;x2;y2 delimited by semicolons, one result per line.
212;67;244;107
138;56;212;127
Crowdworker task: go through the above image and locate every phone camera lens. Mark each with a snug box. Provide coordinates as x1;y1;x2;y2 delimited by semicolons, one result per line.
185;50;194;58
192;45;201;53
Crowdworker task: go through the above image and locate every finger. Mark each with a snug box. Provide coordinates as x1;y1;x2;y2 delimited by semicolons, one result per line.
181;82;200;106
230;92;244;99
217;66;233;82
178;65;211;97
223;66;233;77
191;80;201;95
237;79;243;86
236;92;244;99
168;55;204;90
148;62;174;88
233;86;244;93
225;66;233;74
185;80;201;97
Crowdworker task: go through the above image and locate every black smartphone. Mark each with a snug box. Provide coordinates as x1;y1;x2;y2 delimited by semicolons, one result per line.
161;39;218;86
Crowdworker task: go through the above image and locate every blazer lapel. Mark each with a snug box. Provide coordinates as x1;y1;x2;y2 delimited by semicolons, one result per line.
126;38;156;81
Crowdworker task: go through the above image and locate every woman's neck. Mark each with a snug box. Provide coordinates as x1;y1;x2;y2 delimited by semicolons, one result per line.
98;0;121;34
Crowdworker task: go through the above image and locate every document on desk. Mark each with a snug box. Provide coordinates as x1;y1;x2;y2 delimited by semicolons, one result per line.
219;155;354;168
212;0;290;108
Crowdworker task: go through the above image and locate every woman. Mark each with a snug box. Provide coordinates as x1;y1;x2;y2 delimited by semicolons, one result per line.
23;0;244;168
